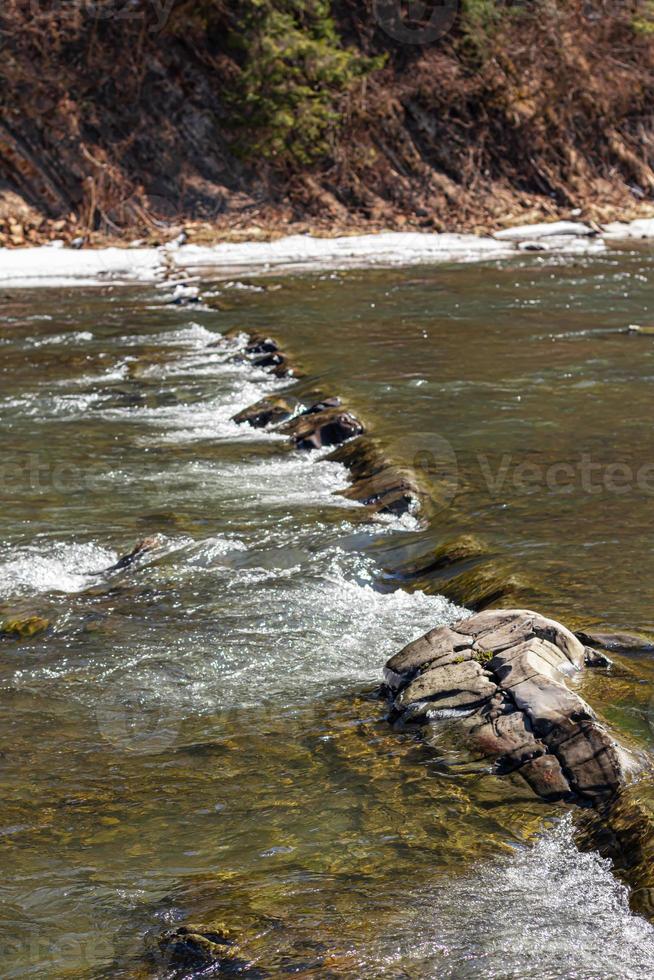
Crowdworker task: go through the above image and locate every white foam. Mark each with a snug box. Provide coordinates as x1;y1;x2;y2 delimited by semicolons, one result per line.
369;814;654;978
0;541;117;597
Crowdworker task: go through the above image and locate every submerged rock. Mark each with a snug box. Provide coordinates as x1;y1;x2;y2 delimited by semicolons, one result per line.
0;614;50;639
157;924;264;976
575;629;654;654
432;561;527;610
392;534;490;578
384;608;639;804
576;777;654;918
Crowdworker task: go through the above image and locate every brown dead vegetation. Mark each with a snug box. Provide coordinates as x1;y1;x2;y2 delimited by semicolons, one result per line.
1;1;654;246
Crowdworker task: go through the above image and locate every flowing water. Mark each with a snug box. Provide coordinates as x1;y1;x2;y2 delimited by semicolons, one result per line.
2;247;654;977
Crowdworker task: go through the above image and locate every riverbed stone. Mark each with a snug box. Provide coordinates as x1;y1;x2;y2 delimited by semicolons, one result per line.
384;625;474;686
384;608;637;804
394;659;497;714
232;396;295;428
575;628;654;654
277;406;364;450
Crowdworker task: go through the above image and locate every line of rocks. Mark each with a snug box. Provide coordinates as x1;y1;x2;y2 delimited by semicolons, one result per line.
226;327;651;814
149;325;654;970
228;330;426;517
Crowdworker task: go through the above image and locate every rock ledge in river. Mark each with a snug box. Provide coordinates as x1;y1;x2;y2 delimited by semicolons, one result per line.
384;608;638;804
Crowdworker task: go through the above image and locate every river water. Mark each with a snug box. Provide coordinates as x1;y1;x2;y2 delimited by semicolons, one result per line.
2;247;654;977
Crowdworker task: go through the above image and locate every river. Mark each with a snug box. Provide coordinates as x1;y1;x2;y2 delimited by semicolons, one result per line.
2;246;654;977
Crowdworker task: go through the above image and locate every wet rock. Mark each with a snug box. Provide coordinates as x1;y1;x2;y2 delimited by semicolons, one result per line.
433;562;527;610
327;437;426;516
393;534;490;578
92;537;160;575
583;646;614;668
394;659;497;716
575;629;654;654
245;336;279;355
251;351;291;377
519;753;573;800
277;406;364;450
575;777;654;918
218;329;294;376
299;396;341;415
0;615;50;639
384;625;474;685
325;436;389;482
384;608;637;804
227;332;430;516
232;396;294;428
339;465;423;515
157;924;263;975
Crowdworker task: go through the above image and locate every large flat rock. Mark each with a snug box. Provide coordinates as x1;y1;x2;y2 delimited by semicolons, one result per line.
384;608;637;804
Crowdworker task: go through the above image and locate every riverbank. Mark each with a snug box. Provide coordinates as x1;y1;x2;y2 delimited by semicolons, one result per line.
2;217;654;288
2;1;654;264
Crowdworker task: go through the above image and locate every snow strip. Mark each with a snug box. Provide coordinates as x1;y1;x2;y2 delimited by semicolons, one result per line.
493;220;596;241
0;244;164;287
0;219;652;288
602;217;654;239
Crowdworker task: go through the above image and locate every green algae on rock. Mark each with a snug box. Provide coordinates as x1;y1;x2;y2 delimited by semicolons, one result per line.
0;614;50;639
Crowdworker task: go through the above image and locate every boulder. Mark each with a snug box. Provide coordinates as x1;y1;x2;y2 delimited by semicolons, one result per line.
384;608;638;804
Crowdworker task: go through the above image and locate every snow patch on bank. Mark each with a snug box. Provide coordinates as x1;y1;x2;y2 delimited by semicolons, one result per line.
0;245;164;287
1;218;653;288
